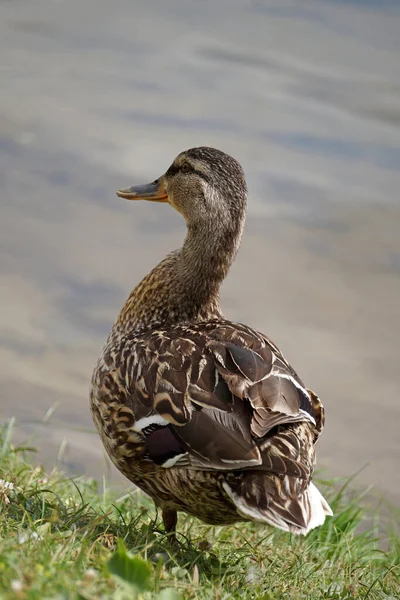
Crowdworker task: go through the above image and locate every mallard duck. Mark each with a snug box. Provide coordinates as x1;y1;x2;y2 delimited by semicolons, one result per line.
91;146;332;541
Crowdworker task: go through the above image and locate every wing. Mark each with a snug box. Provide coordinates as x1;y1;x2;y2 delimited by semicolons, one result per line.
118;321;323;479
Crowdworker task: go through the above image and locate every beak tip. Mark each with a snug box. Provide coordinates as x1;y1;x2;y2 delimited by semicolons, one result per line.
116;189;132;199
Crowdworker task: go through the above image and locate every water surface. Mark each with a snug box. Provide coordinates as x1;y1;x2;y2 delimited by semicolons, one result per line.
1;0;400;502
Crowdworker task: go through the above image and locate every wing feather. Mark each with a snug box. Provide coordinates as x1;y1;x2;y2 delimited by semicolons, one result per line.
118;321;322;477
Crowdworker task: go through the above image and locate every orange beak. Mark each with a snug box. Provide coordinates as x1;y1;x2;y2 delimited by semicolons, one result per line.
116;176;168;202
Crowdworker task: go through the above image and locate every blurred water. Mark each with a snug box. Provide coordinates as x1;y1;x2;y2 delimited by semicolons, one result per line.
1;0;400;501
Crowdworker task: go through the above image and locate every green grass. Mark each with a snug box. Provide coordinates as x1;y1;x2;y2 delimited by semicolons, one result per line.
0;421;399;600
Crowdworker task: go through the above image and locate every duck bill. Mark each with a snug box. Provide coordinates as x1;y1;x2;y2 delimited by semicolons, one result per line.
116;177;168;202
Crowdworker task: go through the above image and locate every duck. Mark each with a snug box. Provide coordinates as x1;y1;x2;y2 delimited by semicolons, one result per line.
90;146;332;542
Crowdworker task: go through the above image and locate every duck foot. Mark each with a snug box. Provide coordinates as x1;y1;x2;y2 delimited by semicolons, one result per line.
162;507;178;546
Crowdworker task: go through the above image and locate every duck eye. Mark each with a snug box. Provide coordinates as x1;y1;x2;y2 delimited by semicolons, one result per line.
181;162;191;174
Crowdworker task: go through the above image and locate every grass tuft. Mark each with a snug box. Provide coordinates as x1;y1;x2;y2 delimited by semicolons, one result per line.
0;422;398;599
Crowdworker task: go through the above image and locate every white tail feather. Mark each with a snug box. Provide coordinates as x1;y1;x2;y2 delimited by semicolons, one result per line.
301;482;333;534
223;480;333;535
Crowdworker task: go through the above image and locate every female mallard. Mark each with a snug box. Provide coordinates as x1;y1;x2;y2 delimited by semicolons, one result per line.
91;146;332;540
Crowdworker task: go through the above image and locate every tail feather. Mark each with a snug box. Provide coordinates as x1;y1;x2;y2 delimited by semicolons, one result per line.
302;482;333;533
223;475;333;535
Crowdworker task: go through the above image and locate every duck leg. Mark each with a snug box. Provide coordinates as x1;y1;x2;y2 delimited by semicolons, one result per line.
162;507;178;544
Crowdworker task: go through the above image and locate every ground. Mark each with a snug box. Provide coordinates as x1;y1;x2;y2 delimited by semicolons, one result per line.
0;421;399;600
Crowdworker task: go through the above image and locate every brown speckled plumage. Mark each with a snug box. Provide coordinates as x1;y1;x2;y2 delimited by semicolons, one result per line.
91;147;332;540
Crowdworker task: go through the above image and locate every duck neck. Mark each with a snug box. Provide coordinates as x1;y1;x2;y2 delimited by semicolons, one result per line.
116;217;244;333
